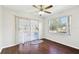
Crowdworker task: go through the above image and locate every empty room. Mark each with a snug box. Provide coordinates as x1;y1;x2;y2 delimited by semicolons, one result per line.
0;5;79;54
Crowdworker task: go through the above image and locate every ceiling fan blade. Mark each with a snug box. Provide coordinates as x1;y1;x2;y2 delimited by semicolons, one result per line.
33;5;39;9
45;5;53;9
44;11;51;14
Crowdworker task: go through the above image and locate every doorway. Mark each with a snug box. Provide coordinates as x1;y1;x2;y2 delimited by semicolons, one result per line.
15;17;42;44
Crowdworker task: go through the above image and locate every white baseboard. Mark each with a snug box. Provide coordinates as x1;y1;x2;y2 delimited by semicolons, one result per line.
0;48;3;53
0;42;21;53
44;38;79;50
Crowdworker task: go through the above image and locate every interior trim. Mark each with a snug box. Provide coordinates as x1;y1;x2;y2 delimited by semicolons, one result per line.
0;48;3;53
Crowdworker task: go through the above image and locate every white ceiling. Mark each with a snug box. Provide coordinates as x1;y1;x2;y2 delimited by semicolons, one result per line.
3;5;76;16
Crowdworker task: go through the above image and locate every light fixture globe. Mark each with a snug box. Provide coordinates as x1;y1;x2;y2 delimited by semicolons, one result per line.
38;11;45;16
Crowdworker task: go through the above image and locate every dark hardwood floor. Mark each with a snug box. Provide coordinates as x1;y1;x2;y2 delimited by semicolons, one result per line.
1;39;79;54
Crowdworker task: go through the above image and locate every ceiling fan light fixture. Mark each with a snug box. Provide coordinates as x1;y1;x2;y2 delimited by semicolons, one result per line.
38;11;45;15
33;5;53;16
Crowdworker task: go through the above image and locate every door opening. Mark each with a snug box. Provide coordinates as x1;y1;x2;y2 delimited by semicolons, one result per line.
15;17;43;44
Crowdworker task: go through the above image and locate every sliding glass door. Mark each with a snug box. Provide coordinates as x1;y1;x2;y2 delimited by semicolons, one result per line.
31;20;39;41
16;18;31;43
15;17;42;44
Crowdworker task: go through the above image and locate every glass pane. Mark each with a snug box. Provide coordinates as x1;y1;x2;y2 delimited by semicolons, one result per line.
49;16;70;34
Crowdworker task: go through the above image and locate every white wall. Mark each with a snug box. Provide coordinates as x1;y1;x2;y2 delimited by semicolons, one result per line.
43;6;79;49
0;6;3;52
2;7;16;48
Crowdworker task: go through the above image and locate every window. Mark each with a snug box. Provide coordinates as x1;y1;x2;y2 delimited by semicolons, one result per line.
49;16;70;34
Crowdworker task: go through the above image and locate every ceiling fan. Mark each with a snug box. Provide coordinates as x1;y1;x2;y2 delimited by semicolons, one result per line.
33;5;53;16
